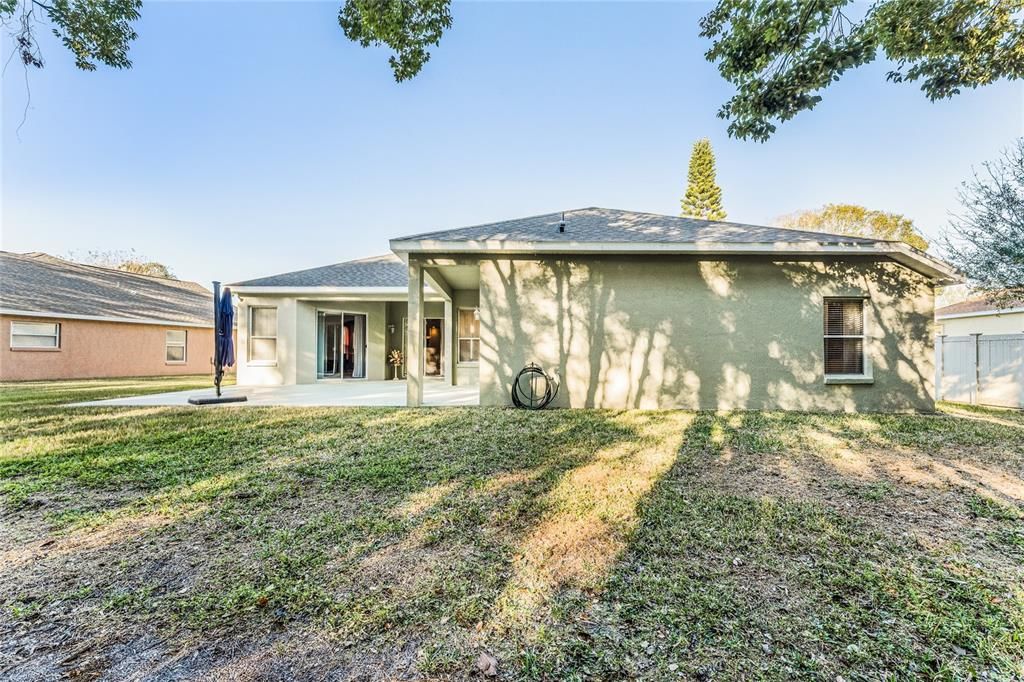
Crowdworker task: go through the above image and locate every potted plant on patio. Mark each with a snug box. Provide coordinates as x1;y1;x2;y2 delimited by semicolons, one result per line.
388;349;403;380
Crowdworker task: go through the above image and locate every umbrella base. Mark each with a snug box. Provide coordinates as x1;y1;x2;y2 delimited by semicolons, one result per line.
187;395;248;405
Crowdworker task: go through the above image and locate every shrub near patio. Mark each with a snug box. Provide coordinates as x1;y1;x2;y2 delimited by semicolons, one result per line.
1;378;1022;680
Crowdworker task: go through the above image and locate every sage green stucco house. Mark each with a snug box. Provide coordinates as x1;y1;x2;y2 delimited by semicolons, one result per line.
231;208;958;411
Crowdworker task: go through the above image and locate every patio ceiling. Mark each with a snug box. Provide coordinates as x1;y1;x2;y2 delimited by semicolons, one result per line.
431;264;480;290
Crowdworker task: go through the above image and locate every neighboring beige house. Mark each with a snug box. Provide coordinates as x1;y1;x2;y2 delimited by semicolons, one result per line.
935;296;1024;336
934;295;1024;409
232;208;958;412
0;251;223;381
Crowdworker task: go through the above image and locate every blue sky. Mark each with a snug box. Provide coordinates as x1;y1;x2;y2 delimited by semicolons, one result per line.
2;1;1021;284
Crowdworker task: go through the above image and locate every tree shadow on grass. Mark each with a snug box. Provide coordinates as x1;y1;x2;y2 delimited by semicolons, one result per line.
0;406;684;680
529;410;1024;681
4;406;1022;680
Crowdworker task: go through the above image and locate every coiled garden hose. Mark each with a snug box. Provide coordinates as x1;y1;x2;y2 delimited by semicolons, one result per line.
511;363;559;409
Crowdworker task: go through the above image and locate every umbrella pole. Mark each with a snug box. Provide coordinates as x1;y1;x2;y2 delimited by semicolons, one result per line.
213;280;223;397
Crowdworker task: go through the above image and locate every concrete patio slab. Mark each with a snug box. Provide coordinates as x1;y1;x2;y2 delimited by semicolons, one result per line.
71;380;479;408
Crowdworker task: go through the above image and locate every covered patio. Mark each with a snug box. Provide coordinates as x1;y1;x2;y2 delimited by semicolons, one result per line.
403;259;481;406
72;379;479;408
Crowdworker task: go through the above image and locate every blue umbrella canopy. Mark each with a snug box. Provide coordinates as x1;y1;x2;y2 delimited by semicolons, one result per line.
217;287;235;368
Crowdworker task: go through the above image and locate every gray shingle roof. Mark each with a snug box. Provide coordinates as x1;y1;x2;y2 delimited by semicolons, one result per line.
231;254;407;288
0;252;214;326
230;209;910;291
393;207;884;245
936;295;1024;317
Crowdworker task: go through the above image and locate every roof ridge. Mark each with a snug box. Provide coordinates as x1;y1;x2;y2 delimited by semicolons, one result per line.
395;208;568;242
585;207;890;245
760;221;900;245
391;207;887;246
345;253;401;263
232;254;398;283
0;250;215;326
2;251;207;291
936;294;1024;313
229;253;406;288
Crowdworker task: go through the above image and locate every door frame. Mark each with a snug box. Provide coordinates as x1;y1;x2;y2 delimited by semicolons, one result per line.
316;308;369;381
401;315;445;379
424;317;444;377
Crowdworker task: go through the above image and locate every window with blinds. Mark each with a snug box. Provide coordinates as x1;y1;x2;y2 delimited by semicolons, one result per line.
248;307;278;364
165;330;187;363
824;298;864;375
10;321;60;349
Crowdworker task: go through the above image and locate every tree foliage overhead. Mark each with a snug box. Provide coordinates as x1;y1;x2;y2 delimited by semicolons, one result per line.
943;138;1024;308
9;0;1021;145
4;0;141;71
680;138;727;221
339;0;452;82
777;204;929;251
700;0;1024;141
4;0;453;82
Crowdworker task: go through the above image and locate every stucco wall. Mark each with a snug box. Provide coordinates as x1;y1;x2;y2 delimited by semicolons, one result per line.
0;315;220;381
478;255;936;412
938;312;1024;336
237;296;294;386
236;296;388;385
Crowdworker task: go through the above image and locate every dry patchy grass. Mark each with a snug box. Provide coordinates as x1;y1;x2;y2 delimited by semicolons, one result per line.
0;379;1022;681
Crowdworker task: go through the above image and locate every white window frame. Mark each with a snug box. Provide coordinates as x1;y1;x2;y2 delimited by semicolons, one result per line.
457;307;480;365
165;329;187;364
10;321;61;350
823;297;873;385
248;306;278;366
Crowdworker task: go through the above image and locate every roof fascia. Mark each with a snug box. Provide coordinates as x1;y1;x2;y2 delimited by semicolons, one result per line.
389;239;960;284
0;308;212;328
937;307;1024;320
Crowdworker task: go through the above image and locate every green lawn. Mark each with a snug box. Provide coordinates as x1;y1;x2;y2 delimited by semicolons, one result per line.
1;378;1022;680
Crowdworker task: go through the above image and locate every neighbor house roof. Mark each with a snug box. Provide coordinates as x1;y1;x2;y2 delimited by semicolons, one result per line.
0;251;215;327
389;207;959;284
936;295;1024;319
230;254;408;290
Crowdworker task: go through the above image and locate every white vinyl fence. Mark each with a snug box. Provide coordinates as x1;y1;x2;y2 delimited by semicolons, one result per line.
935;334;1024;409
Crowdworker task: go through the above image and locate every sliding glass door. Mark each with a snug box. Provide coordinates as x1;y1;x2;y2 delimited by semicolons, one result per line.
317;310;367;379
343;313;366;379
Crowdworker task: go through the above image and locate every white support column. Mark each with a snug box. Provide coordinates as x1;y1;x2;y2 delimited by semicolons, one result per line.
444;299;454;387
407;261;425;407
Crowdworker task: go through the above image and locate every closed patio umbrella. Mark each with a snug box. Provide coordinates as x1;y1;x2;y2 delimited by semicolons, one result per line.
188;281;246;405
216;286;235;370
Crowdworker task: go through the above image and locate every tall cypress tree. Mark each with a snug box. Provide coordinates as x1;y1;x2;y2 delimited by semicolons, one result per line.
680;138;727;221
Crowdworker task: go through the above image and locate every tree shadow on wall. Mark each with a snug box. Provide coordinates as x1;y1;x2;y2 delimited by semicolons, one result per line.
480;255;935;412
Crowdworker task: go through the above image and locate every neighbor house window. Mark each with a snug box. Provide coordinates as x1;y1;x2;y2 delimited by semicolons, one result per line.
458;308;479;363
248;307;278;364
165;330;187;363
10;321;60;349
824;298;865;375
